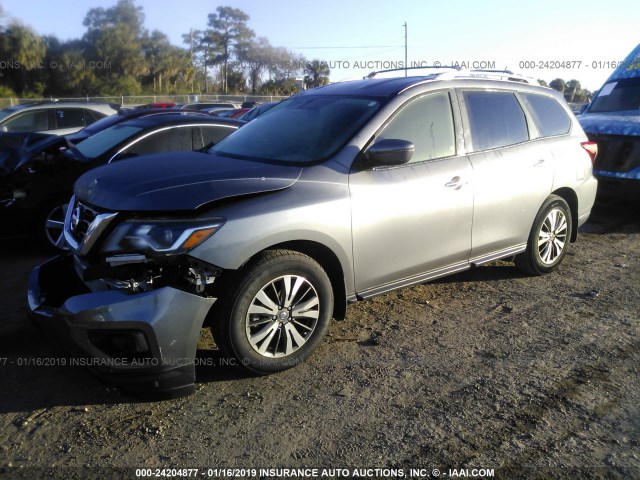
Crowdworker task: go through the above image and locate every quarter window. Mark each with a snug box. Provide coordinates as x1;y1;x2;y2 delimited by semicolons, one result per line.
376;92;456;163
521;94;571;137
463;91;529;151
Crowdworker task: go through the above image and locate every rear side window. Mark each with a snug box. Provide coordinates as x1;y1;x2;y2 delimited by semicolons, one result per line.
376;92;456;163
84;109;107;125
521;94;571;137
463;91;529;151
56;109;86;129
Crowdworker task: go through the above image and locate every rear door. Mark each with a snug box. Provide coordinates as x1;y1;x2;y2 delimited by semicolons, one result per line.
459;90;554;262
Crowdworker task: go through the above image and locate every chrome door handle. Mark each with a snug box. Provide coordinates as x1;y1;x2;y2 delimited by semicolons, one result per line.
533;159;545;167
445;176;466;190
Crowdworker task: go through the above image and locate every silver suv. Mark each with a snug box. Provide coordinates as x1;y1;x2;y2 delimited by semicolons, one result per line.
28;75;598;397
0;101;117;135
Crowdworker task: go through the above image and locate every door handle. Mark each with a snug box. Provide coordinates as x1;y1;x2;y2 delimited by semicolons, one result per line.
445;176;466;190
533;159;545;167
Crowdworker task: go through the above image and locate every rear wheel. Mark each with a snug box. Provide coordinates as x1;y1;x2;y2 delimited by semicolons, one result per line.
516;195;572;275
211;250;333;374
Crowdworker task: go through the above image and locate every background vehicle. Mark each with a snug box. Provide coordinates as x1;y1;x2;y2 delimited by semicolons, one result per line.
29;75;597;397
578;43;640;200
236;101;279;122
214;107;252;118
0;101;117;135
1;112;243;249
181;101;240;111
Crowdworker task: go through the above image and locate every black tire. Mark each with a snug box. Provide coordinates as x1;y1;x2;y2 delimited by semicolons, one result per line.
211;250;334;374
515;195;572;276
34;198;70;252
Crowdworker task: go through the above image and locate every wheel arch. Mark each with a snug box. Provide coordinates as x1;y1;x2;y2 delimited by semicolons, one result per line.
550;187;578;242
249;240;349;320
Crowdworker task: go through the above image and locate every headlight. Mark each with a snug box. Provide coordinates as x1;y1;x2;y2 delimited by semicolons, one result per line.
101;218;225;255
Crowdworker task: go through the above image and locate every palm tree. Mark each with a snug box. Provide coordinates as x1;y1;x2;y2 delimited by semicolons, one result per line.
304;59;330;89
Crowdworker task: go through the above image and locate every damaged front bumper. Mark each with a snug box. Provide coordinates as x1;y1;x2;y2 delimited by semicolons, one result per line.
27;254;216;397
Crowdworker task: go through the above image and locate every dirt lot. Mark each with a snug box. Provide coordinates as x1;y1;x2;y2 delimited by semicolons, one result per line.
0;197;638;480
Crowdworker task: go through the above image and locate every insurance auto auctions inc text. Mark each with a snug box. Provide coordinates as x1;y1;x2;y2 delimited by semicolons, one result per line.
201;467;495;478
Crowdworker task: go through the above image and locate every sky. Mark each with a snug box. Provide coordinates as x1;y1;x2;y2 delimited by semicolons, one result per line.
1;0;638;91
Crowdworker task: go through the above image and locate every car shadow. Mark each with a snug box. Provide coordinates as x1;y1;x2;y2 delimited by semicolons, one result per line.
0;339;256;413
580;196;640;234
432;262;530;285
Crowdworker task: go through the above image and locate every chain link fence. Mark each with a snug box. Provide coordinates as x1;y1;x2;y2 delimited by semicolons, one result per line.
0;94;288;108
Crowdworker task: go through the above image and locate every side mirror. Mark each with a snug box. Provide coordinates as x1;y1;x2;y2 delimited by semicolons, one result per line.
365;139;414;167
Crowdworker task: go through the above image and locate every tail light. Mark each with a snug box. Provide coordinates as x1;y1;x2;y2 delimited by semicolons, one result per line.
580;141;598;164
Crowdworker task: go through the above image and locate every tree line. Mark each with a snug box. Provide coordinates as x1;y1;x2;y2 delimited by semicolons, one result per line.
0;0;331;98
539;78;592;103
0;0;597;101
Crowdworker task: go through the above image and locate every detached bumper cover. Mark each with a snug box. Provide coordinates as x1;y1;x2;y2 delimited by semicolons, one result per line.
28;255;215;395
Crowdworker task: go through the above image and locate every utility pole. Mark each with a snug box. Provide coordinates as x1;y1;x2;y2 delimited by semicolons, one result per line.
403;22;408;77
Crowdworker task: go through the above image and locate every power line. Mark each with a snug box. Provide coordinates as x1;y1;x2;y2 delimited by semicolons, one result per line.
289;45;403;50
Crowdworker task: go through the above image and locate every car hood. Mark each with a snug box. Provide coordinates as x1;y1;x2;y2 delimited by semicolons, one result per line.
0;132;61;172
74;151;302;211
578;112;640;136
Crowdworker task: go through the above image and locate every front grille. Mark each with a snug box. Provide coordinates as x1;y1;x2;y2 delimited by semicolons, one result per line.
588;133;640;173
64;196;118;255
68;199;101;246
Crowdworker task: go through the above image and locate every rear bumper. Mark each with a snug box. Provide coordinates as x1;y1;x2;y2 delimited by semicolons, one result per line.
27;255;215;397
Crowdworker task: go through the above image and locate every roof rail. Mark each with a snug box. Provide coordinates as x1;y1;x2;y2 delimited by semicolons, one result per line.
435;69;538;84
365;65;461;79
365;66;538;85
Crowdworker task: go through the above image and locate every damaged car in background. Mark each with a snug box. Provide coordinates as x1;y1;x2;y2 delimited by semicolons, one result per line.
578;42;640;200
1;111;243;249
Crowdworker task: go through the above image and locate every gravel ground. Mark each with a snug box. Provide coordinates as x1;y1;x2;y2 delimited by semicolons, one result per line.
0;197;638;480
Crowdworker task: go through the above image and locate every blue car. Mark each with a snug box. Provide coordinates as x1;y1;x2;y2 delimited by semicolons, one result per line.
578;43;640;200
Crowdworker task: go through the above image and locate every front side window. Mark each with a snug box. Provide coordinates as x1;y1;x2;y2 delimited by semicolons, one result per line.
124;126;193;157
200;125;237;148
374;92;456;163
463;91;529;151
212;95;382;164
3;110;49;132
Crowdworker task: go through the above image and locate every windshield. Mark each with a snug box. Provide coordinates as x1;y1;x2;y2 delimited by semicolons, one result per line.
0;107;18;123
74;124;143;160
211;95;382;164
589;77;640;113
78;113;126;136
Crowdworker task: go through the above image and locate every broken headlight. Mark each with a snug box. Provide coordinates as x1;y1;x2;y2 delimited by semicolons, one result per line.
101;218;225;255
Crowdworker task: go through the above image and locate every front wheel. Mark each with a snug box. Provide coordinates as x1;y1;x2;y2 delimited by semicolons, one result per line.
35;199;70;251
515;195;572;276
212;250;334;374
